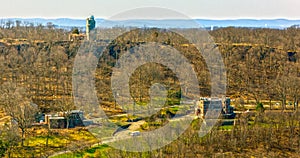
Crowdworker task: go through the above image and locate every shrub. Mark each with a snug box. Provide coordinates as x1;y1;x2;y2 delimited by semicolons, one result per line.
256;102;265;113
72;28;79;34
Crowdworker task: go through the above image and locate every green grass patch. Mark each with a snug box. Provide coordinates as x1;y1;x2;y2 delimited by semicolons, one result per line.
14;128;100;157
52;144;110;158
168;106;180;113
219;125;234;131
25;135;68;148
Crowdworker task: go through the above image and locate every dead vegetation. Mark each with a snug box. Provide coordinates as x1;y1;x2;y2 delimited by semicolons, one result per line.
0;23;299;157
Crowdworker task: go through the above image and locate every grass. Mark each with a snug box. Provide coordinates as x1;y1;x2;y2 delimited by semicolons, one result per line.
10;128;99;157
168;106;180;113
109;114;139;122
52;111;291;157
52;144;111;158
28;104;267;157
88;125;116;138
219;125;234;131
25;135;68;148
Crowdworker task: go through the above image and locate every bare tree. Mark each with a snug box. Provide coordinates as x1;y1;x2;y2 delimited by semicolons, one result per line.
288;63;300;111
0;82;39;146
0;122;21;157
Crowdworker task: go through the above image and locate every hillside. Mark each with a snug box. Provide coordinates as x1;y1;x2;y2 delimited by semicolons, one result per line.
0;26;299;113
0;26;300;157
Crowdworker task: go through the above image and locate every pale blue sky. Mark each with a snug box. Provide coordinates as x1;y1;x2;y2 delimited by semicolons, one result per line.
2;0;300;19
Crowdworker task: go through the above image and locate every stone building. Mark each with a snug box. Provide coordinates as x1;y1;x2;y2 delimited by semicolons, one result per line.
68;33;86;41
86;15;96;40
195;97;235;119
37;110;85;129
69;15;96;41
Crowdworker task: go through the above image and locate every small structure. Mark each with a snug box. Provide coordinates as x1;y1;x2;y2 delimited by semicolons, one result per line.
195;97;235;119
68;110;84;128
69;33;86;41
86;15;96;40
49;116;67;129
221;98;235;119
36;110;85;129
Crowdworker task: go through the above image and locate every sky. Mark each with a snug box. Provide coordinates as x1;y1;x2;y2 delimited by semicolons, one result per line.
1;0;300;19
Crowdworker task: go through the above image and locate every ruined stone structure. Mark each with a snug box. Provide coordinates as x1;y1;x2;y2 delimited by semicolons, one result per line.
68;33;86;41
195;97;235;119
86;15;96;40
40;110;84;129
68;16;96;41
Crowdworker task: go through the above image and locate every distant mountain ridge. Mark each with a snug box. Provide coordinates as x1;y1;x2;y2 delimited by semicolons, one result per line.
1;18;300;29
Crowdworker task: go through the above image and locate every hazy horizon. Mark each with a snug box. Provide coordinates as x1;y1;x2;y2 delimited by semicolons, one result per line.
1;17;300;21
1;0;299;20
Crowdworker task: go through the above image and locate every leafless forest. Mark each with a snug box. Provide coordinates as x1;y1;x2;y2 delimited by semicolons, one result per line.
0;22;300;157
